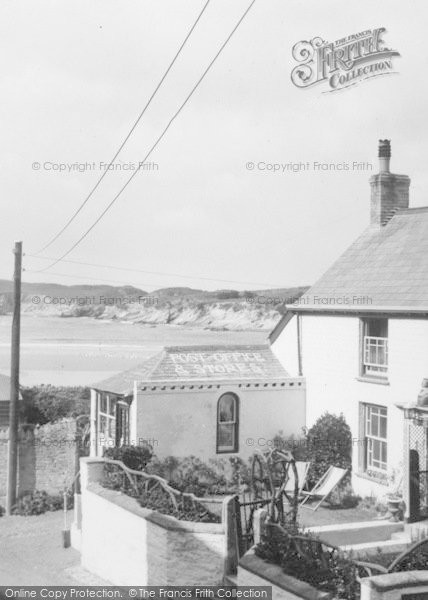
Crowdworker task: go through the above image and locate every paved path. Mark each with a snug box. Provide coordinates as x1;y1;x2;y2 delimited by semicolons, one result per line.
0;510;110;585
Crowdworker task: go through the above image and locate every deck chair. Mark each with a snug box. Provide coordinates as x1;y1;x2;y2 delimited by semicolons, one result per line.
300;466;348;511
284;461;311;495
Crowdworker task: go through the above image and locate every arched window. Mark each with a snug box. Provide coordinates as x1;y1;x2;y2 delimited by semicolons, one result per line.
217;393;239;453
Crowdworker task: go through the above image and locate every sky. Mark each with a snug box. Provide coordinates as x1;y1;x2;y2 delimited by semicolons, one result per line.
1;0;427;292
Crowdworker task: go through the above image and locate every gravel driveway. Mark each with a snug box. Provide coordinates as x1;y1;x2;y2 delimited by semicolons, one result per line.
0;510;110;585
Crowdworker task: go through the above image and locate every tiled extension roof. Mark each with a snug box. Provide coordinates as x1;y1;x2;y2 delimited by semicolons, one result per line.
0;374;11;401
290;207;428;312
93;345;290;394
0;373;22;402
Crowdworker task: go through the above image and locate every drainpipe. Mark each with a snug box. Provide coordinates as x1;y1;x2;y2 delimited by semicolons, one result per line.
297;314;303;376
90;389;97;457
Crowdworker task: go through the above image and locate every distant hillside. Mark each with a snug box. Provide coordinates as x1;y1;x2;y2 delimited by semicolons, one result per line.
0;279;147;298
0;281;309;331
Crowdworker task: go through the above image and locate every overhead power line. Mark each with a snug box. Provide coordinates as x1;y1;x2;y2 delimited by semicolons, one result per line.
35;0;257;273
24;253;283;288
35;0;211;254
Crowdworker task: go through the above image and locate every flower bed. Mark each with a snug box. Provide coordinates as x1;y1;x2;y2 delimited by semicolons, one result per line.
253;520;428;600
79;458;228;586
12;489;74;516
255;522;360;599
102;459;220;523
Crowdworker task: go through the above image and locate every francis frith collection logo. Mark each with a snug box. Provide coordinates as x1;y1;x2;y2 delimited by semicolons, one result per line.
291;28;400;92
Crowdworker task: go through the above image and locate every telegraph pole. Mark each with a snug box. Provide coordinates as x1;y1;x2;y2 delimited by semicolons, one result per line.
6;241;22;515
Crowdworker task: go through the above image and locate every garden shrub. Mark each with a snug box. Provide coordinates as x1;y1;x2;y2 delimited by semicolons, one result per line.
12;490;74;516
103;445;153;471
149;455;225;496
145;455;251;495
255;524;360;599
135;486;220;523
339;492;361;509
390;544;428;572
21;385;90;425
304;412;352;488
102;462;220;523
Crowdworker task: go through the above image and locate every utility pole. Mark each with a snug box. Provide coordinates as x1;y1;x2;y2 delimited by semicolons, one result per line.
6;241;22;515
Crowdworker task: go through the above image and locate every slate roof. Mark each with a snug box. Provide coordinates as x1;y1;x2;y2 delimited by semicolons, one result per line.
0;373;22;401
93;344;290;395
289;207;428;312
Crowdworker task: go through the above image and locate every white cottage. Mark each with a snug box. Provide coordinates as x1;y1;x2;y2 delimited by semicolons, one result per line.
271;140;428;518
90;344;305;462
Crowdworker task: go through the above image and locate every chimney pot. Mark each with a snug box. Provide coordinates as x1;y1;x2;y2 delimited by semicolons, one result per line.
370;139;410;226
378;139;391;172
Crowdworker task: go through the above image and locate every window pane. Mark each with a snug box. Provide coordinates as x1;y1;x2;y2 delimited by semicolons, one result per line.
372;413;379;437
108;418;116;438
108;396;116;416
218;424;234;449
100;395;107;413
372;439;380;463
367;319;388;337
381;441;387;464
365;404;388;471
100;415;107;435
380;415;387;439
219;395;235;422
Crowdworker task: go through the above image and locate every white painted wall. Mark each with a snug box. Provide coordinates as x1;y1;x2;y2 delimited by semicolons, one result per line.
271;316;299;377
272;314;428;497
134;384;306;461
79;458;226;585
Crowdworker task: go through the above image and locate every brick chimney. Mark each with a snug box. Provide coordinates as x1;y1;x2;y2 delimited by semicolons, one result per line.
370;140;410;226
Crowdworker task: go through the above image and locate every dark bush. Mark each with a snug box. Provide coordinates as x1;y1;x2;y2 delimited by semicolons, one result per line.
21;385;90;425
340;493;361;509
159;456;224;496
391;546;428;572
145;455;251;495
304;412;352;488
136;486;220;523
103;445;153;471
12;490;74;516
255;525;360;599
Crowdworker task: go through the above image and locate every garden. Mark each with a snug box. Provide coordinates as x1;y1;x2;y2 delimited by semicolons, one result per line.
97;412;428;599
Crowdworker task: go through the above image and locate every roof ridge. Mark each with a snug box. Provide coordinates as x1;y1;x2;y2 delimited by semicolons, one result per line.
163;344;270;351
138;348;167;379
394;206;428;215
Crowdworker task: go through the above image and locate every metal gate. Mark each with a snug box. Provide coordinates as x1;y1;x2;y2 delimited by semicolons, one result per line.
235;490;271;557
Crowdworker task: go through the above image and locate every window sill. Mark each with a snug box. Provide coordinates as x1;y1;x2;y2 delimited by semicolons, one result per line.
354;471;389;486
356;375;390;386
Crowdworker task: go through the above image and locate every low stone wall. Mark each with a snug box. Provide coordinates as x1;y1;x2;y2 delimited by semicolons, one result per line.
360;570;428;600
238;549;332;600
306;520;403;547
0;419;78;499
79;458;229;585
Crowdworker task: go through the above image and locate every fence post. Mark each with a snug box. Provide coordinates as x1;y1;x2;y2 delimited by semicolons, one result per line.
223;495;240;577
253;508;268;545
